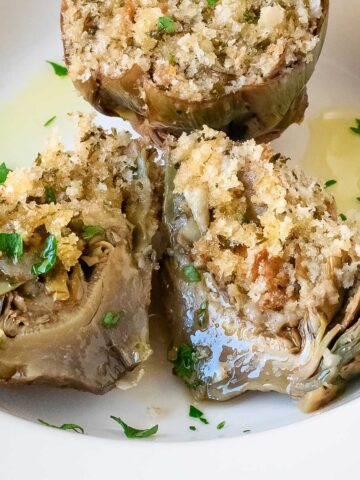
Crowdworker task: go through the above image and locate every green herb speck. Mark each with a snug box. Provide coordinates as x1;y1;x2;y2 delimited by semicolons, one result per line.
168;54;176;65
172;344;199;387
111;416;158;439
243;10;259;23
102;311;125;329
324;179;337;189
44;116;57;127
0;233;23;264
38;419;84;434
182;265;201;282
31;235;57;276
189;405;209;424
44;186;56;204
82;225;105;241
46;61;68;77
158;16;175;34
0;163;11;185
350;119;360;135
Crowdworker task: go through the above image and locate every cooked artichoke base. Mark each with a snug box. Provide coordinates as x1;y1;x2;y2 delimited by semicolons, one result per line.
164;127;360;411
63;0;323;101
0;115;160;392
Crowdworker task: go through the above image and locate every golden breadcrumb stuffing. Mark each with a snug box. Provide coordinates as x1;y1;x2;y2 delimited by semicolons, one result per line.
62;0;324;101
170;127;360;333
0;114;159;276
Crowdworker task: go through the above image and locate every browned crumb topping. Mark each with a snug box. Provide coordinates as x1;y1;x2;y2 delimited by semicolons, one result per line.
62;0;323;101
0;114;158;273
171;127;360;333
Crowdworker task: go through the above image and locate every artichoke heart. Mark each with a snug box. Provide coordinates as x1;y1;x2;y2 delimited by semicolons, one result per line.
61;0;328;142
0;114;161;393
162;127;360;411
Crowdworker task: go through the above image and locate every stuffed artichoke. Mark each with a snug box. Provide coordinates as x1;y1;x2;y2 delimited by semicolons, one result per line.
0;115;161;393
163;127;360;412
61;0;328;142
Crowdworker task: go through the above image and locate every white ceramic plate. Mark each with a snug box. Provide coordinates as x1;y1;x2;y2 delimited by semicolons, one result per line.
0;1;360;478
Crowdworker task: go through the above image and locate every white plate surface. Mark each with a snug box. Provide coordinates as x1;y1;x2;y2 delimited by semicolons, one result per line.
0;1;360;478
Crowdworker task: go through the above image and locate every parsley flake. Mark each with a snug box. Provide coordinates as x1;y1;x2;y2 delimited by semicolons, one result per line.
158;16;175;34
168;54;176;65
189;425;196;431
102;311;125;329
182;265;201;282
339;213;347;221
0;233;23;264
44;186;56;204
0;163;11;184
44;116;57;127
243;9;259;24
217;421;226;430
207;0;218;5
357;197;360;202
38;419;84;434
189;405;204;419
172;343;199;387
324;179;337;189
189;405;209;424
82;225;105;241
111;416;158;439
350;119;360;135
46;61;68;77
32;235;57;276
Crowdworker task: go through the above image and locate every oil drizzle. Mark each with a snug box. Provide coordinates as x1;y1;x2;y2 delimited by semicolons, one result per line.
301;110;360;216
0;67;91;169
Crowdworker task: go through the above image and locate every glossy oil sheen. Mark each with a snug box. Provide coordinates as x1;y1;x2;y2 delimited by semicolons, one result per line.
302;110;360;216
0;67;91;169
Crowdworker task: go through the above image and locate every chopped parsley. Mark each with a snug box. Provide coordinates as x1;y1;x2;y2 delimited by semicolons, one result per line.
357;197;360;202
102;311;125;329
38;419;84;434
82;225;105;241
172;343;199;387
207;0;218;5
189;405;209;424
35;153;42;166
189;425;196;431
111;416;158;439
195;301;209;329
243;9;259;24
46;61;68;77
217;421;226;430
32;235;58;276
44;116;57;127
0;163;11;184
324;179;337;188
339;213;347;221
158;16;175;34
168;54;176;65
350;119;360;135
182;265;201;282
44;186;56;204
0;233;23;264
243;429;251;433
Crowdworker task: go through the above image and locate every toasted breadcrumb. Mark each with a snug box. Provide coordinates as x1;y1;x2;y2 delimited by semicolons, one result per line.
171;127;360;333
0;114;159;273
62;0;323;101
